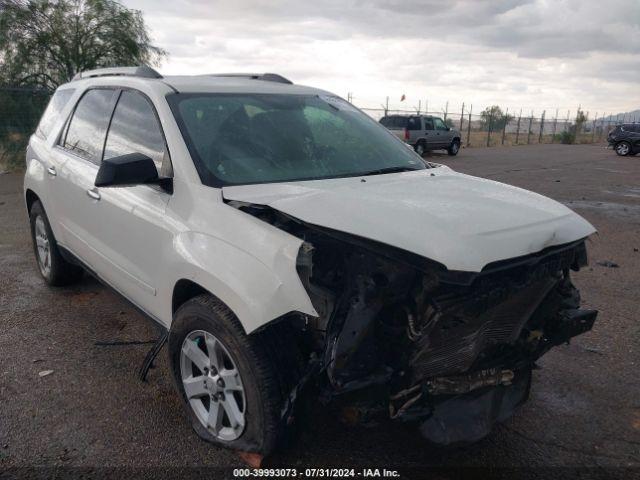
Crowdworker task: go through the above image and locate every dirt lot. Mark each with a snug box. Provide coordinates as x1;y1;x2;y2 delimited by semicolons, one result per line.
1;143;639;477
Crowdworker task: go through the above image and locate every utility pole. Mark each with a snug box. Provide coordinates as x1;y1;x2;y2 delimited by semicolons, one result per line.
444;101;449;121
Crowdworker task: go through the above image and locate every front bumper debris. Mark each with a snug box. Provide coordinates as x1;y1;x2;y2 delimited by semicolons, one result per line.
419;369;532;446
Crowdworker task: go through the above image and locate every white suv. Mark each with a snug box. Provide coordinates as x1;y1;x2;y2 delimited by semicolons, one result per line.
24;67;597;456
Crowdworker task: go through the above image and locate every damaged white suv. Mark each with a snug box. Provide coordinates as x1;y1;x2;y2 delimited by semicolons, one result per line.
25;67;597;456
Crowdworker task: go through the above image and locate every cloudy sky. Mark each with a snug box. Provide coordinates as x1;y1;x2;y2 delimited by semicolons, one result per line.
124;0;639;117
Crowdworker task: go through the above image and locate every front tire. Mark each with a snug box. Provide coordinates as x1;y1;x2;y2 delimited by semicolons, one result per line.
414;141;426;156
615;141;631;156
447;139;461;156
169;294;290;455
29;200;83;286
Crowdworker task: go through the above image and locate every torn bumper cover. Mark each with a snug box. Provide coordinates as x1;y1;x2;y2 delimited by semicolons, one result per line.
314;238;597;445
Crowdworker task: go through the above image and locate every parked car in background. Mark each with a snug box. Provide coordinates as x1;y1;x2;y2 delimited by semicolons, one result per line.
380;114;461;156
608;123;640;156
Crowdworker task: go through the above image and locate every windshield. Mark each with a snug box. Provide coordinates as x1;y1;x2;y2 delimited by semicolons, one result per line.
168;93;427;186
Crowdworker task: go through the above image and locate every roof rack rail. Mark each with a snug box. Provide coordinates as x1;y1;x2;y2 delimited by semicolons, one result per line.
72;66;162;81
204;73;293;85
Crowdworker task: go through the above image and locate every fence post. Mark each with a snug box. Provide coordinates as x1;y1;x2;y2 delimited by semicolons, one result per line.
538;110;545;143
385;96;389;117
551;108;558;143
466;104;472;147
486;109;494;147
444;101;449;122
515;109;522;145
501;107;508;145
527;111;533;144
565;110;570;133
592;112;597;143
459;102;465;132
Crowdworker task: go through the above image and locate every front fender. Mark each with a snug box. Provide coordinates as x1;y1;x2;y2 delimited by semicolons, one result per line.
171;231;318;333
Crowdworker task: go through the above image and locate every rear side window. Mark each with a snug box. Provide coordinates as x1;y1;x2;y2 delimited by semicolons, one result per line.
62;89;116;163
423;118;434;130
381;116;408;129
36;89;75;139
103;90;168;174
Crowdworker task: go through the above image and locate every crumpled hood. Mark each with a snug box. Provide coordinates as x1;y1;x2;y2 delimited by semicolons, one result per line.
222;166;595;272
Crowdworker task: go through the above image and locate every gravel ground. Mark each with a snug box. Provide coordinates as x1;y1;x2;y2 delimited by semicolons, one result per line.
0;143;639;477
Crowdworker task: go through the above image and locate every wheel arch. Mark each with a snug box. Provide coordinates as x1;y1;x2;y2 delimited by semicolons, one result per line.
168;231;317;334
25;189;40;214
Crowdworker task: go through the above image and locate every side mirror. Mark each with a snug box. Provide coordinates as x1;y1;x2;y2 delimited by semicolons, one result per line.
95;152;172;192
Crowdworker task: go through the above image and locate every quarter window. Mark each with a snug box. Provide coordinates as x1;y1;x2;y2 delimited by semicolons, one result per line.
103;90;168;174
62;89;116;163
37;89;75;139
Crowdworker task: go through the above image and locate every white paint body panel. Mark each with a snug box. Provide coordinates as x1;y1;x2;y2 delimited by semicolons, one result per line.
222;166;596;272
24;74;594;335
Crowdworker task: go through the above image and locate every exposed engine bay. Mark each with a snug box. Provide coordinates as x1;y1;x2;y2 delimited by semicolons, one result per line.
229;200;597;445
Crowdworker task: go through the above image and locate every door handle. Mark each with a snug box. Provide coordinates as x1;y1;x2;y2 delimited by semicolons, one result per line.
86;188;101;201
47;166;57;176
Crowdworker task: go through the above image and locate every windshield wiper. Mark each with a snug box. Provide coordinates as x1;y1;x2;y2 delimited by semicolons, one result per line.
358;166;422;177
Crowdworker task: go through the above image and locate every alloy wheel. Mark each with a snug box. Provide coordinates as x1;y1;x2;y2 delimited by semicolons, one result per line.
180;330;246;441
34;215;51;277
616;142;630;156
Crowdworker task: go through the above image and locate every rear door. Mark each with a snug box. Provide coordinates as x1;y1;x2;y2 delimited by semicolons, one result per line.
406;116;422;145
423;117;436;149
51;87;118;266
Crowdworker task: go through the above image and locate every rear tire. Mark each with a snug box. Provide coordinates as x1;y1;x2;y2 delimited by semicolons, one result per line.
615;141;631;156
169;294;297;455
447;139;461;156
414;141;426;156
29;200;83;286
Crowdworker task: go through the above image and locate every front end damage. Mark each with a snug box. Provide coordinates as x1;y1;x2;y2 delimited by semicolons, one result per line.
230;201;597;446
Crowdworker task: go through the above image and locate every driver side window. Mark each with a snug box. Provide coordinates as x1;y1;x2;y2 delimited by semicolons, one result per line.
433;118;448;131
104;90;171;176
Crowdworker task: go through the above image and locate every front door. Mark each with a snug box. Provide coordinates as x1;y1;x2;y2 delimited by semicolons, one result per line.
433;117;452;148
87;89;173;318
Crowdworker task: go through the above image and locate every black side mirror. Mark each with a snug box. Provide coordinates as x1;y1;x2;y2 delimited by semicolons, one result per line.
95;152;172;192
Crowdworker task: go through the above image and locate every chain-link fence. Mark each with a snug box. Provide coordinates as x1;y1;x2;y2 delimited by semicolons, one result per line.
359;105;633;148
0;87;51;170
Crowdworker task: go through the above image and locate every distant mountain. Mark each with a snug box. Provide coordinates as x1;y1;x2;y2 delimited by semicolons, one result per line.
604;109;640;122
